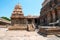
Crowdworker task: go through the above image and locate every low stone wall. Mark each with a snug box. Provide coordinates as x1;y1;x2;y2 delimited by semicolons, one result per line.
38;26;60;29
38;26;60;36
8;24;27;30
0;25;7;28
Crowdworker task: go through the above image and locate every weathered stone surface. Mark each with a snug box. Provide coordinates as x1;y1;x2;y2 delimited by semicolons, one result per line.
0;28;60;40
40;0;60;26
8;25;27;30
38;27;60;36
27;24;35;31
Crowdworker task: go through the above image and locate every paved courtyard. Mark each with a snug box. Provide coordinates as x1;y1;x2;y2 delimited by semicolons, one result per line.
0;28;60;40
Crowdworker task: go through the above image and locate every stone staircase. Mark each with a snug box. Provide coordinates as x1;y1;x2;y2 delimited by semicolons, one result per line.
27;24;35;31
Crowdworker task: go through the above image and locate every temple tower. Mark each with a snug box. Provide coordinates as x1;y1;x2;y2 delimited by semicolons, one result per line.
11;4;24;18
11;4;24;26
9;4;35;31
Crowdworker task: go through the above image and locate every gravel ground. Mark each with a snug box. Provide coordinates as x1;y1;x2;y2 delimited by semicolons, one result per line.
0;28;60;40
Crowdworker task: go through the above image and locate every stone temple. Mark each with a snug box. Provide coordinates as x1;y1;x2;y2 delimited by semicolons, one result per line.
8;0;60;33
40;0;60;26
8;4;40;31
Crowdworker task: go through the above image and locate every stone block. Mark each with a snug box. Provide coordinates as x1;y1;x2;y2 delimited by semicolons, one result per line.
27;24;35;31
8;25;27;30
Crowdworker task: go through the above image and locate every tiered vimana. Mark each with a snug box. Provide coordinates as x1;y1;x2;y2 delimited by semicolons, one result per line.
8;4;35;31
8;4;27;30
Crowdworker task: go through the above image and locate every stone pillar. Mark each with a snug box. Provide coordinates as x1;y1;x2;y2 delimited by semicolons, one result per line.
40;17;43;26
51;10;56;22
57;7;60;26
57;8;60;19
33;19;35;24
40;18;42;25
26;19;28;25
45;15;47;25
46;12;51;25
50;11;53;23
32;19;34;24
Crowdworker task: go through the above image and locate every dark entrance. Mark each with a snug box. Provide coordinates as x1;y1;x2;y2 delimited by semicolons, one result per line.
28;19;32;24
34;19;38;29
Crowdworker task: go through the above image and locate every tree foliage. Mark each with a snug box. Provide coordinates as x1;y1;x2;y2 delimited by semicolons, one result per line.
1;16;11;21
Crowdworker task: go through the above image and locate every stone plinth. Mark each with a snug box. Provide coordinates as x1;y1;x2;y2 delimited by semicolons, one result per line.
8;26;27;30
38;27;60;36
8;24;27;30
8;24;35;31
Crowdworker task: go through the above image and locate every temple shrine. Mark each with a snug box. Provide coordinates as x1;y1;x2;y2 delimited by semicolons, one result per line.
8;4;40;31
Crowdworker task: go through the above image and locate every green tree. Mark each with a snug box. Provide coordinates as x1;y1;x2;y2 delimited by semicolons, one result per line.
1;16;11;21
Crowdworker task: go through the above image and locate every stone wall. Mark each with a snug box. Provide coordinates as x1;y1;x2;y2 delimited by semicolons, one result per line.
40;0;60;26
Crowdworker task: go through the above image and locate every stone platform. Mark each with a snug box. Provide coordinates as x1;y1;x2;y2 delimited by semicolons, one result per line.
8;24;35;31
38;27;60;36
8;24;27;30
8;26;27;30
0;28;60;40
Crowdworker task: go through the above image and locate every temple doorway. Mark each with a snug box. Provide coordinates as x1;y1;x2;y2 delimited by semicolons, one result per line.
28;19;32;24
34;19;38;29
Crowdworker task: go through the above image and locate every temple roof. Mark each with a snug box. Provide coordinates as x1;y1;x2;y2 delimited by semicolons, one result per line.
11;15;39;19
11;4;39;19
15;4;22;9
42;0;51;7
11;4;24;18
13;4;22;12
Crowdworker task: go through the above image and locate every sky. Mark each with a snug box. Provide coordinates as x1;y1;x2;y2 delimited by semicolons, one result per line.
0;0;44;18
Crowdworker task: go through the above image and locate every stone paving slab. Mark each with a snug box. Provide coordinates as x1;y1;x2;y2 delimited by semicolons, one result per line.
0;28;60;40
